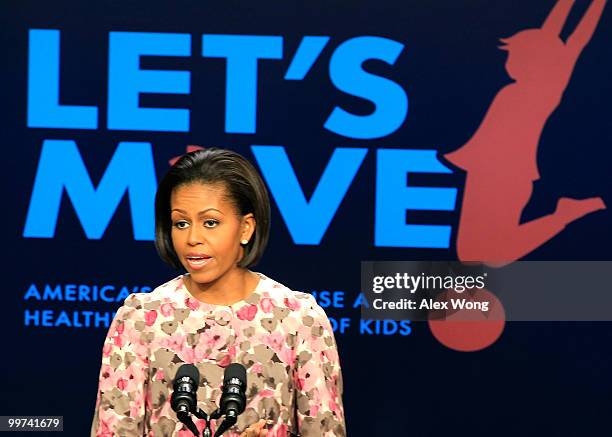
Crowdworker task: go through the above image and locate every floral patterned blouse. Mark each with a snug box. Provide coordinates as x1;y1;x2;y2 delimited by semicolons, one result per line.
90;272;345;437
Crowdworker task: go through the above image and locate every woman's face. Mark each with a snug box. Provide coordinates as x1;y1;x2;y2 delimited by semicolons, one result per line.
170;182;255;285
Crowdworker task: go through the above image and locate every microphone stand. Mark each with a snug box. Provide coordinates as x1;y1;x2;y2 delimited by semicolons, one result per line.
213;410;237;437
177;406;223;437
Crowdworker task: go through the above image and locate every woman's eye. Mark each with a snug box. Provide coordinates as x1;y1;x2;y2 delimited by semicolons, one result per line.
204;219;219;228
174;221;189;229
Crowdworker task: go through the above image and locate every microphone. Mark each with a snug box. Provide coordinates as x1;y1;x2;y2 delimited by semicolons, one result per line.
171;364;201;436
214;363;247;437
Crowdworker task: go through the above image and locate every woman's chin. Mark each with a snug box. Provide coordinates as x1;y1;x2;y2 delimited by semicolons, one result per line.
186;267;221;286
188;269;211;280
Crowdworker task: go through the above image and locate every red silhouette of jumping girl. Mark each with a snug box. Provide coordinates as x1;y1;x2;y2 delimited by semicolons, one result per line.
445;0;607;265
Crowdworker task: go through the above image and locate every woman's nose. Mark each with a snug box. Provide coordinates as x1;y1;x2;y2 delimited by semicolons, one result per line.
187;225;204;245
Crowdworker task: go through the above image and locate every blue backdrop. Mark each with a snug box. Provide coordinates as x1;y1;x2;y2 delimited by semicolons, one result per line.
3;0;612;435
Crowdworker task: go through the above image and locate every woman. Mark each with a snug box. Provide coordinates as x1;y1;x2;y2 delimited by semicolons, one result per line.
90;148;346;436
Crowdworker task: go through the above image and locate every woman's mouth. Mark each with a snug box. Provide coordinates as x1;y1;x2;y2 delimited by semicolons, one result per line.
185;255;212;270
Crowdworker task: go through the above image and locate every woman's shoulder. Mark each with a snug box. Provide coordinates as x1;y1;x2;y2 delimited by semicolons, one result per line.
118;273;326;317
254;272;324;316
119;275;185;310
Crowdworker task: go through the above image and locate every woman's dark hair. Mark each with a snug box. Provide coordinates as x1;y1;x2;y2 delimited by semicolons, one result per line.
155;147;270;269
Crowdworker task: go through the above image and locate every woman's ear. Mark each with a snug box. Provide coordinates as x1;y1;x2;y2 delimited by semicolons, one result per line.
241;213;256;243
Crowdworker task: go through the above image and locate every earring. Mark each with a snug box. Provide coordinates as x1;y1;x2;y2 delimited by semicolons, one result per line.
241;239;249;245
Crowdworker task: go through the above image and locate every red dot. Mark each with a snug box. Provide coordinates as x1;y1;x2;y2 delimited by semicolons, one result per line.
428;288;505;352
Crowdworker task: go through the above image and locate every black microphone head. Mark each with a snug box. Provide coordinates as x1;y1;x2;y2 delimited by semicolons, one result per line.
220;363;247;417
171;364;200;414
223;363;246;385
175;364;200;386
